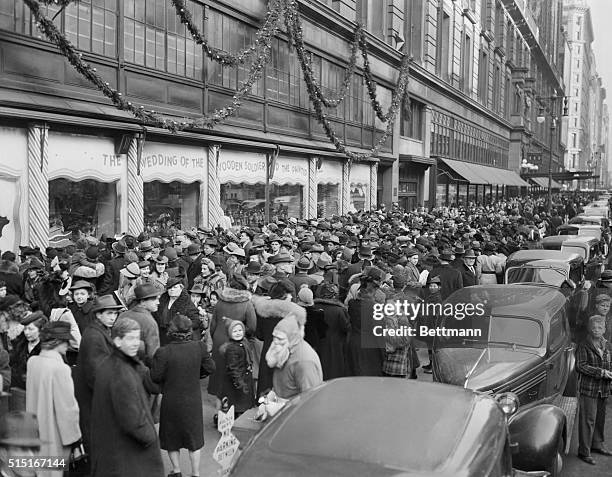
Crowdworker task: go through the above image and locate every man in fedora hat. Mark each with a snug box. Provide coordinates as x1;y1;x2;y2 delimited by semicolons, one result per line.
118;284;161;365
290;256;318;290
98;240;128;295
186;243;203;289
344;245;373;282
74;295;124;452
431;248;463;300
244;261;262;293
0;411;43;477
459;249;478;287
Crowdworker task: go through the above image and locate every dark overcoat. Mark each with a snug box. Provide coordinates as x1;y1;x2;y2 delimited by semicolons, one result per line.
155;291;201;345
68;300;96;333
314;298;350;379
346;295;384;377
220;340;256;414
150;340;215;451
73;319;114;449
90;348;164;477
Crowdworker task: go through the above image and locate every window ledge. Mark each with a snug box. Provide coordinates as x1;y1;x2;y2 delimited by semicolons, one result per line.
463;9;477;25
481;30;495;43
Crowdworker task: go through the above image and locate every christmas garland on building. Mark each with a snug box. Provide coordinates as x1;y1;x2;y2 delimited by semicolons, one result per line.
23;0;276;130
284;0;409;162
172;0;282;68
24;0;410;163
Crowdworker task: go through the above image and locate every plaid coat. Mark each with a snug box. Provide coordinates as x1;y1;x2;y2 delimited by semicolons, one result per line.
381;314;413;377
575;338;612;398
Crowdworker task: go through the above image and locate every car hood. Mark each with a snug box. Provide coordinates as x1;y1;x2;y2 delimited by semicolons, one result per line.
434;347;543;391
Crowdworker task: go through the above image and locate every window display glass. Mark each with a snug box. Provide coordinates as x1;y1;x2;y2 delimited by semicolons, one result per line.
221;183;303;226
49;179;119;236
350;184;367;211
317;184;339;218
144;181;200;230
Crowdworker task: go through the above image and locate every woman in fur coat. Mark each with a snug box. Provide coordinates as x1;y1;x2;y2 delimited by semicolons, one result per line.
207;275;256;412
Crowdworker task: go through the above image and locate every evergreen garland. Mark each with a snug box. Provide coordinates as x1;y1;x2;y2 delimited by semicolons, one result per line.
23;0;411;163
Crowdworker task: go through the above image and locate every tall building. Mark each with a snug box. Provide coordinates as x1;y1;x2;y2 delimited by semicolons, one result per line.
562;0;609;189
0;0;567;252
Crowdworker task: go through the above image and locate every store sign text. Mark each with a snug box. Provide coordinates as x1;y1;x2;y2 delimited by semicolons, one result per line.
141;154;205;169
102;154;123;167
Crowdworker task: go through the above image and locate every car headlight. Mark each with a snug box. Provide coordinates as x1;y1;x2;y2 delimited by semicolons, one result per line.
495;392;520;417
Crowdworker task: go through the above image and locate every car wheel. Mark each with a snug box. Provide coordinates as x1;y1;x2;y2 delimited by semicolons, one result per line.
546;435;564;477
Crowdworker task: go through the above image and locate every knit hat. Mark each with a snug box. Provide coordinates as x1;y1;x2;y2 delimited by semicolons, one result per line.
225;319;246;338
297;287;314;307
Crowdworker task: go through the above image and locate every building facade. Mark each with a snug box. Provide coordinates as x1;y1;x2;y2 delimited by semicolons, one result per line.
0;0;566;253
562;0;609;189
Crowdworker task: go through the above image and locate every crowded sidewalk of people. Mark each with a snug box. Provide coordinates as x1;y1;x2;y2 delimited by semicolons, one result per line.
0;192;610;475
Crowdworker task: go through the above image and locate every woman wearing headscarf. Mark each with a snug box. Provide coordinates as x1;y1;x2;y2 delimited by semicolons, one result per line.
26;321;81;477
151;314;215;477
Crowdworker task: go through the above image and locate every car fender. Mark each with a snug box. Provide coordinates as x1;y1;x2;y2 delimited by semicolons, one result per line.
508;404;566;472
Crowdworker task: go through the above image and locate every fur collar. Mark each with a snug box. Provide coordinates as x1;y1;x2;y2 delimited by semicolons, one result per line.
218;287;251;303
314;298;346;309
0;260;19;274
252;295;306;322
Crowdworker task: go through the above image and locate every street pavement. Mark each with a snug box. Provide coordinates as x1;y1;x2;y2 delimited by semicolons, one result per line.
161;346;612;476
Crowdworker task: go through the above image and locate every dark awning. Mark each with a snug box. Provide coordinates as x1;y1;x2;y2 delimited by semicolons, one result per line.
528;177;563;189
399;154;436;166
439;158;529;187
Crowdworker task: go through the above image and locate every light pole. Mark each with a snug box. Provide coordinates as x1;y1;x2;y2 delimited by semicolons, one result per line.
536;91;558;214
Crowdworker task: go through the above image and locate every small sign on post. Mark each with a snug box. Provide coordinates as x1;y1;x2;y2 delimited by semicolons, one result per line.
213;405;240;475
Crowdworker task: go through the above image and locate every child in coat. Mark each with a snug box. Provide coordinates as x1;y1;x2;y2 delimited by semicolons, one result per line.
219;320;256;416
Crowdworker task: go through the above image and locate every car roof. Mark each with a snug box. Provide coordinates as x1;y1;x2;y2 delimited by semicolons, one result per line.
446;285;566;323
507;257;580;269
562;236;600;246
507;249;578;263
232;379;505;476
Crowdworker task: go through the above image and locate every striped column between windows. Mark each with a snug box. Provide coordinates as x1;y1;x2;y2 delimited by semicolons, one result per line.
127;137;144;235
208;144;223;227
27;124;49;250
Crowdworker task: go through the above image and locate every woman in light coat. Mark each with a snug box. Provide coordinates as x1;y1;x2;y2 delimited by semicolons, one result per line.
26;321;81;477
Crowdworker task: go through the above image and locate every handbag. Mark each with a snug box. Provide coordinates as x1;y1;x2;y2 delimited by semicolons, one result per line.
69;442;89;474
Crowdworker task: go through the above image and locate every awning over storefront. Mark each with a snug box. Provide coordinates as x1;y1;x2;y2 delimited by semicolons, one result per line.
439;158;529;187
399;154;435;166
529;177;563;189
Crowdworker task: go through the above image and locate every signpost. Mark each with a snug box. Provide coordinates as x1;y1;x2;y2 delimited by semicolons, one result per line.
213;405;240;475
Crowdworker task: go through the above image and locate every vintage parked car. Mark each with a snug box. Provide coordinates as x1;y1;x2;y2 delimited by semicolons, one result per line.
541;235;573;251
432;285;573;475
504;251;590;330
560;236;606;280
230;378;554;477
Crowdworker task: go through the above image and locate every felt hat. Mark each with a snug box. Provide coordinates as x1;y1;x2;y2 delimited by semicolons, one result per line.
223;242;246;257
40;321;74;343
134;283;160;301
268;252;294;264
296;256;314;271
297;287;314;307
358;245;373;258
186;243;202;255
112;241;127;254
463;249;477;258
166;277;184;289
69;280;94;292
91;295;124;313
120;262;141;279
245;261;262;274
189;283;205;295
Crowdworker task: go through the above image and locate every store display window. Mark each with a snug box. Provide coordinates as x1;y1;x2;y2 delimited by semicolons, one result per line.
49;179;119;236
144;181;200;230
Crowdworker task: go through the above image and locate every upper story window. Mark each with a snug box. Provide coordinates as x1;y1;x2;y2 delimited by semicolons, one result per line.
0;0;116;57
400;99;424;140
65;0;116;57
124;0;202;78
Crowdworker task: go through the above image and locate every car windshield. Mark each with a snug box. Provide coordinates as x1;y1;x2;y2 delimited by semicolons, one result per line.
435;314;543;349
506;267;566;287
562;245;587;259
